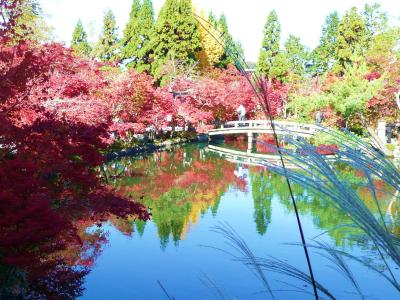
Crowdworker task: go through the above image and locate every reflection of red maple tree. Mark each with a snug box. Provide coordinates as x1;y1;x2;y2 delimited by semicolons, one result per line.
0;4;149;297
104;148;247;237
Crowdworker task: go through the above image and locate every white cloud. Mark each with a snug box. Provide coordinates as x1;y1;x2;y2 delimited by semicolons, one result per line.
39;0;400;61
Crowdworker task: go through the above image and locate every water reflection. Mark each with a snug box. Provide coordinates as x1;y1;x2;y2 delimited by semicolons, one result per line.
103;143;395;249
2;141;399;298
96;142;398;298
102;144;247;248
0;182;147;298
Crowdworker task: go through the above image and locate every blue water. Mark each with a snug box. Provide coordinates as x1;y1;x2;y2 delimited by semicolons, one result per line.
80;145;399;299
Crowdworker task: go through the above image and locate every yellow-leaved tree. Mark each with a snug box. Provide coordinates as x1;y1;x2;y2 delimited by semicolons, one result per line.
195;10;224;70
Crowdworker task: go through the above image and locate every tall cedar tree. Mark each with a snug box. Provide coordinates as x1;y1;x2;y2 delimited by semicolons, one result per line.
216;14;236;68
95;10;119;62
336;7;367;70
268;52;290;82
121;0;154;71
284;35;307;78
150;0;201;82
310;11;340;75
71;20;91;57
121;0;141;62
136;0;155;72
363;3;388;47
257;10;281;78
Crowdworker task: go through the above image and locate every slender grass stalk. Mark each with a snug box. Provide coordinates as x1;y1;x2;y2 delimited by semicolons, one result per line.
198;272;229;300
260;129;400;290
157;280;176;300
313;240;365;299
211;223;336;299
210;222;275;299
193;13;320;299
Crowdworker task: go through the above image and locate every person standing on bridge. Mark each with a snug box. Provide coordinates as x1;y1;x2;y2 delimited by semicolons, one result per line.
315;110;323;126
237;104;246;122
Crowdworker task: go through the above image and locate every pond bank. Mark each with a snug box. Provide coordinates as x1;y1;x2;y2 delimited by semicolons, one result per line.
106;133;209;160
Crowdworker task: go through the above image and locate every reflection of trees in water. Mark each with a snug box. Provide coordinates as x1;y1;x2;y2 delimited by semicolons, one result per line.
152;188;193;249
102;143;399;254
250;171;273;235
247;166;396;248
105;145;247;248
0;195;148;298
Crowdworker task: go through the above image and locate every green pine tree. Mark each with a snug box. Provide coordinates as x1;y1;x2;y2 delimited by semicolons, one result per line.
216;14;236;68
363;3;388;41
284;35;307;77
150;0;201;82
208;11;218;27
310;11;339;75
121;0;141;62
94;10;120;62
71;20;91;57
256;10;282;78
269;52;290;82
136;0;155;72
121;0;155;71
335;7;367;70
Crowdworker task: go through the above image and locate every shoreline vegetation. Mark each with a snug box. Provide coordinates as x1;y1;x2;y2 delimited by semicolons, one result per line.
106;132;208;159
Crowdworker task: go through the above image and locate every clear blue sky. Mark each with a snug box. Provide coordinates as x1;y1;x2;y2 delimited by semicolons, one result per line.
40;0;400;62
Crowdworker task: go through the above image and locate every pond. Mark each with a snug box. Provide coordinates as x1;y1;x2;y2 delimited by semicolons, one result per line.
78;141;399;299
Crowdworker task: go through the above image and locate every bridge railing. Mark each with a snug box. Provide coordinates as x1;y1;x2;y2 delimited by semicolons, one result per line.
223;120;320;134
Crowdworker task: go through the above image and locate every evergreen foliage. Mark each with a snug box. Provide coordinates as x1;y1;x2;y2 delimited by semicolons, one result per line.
310;12;340;75
363;3;388;43
150;0;201;82
335;7;367;70
284;35;308;78
94;10;120;62
216;14;236;68
13;0;53;43
269;52;290;82
365;27;400;72
289;64;384;120
71;20;91;57
136;0;155;71
256;10;282;78
121;0;141;61
121;0;155;72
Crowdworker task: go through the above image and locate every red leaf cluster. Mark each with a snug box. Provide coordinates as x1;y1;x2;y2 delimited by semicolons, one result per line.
364;71;381;81
0;33;149;299
315;144;339;155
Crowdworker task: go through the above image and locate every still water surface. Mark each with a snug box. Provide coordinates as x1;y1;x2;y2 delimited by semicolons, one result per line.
79;142;399;299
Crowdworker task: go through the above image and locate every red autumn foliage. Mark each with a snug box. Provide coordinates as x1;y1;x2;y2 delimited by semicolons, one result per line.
366;95;397;121
256;134;280;153
169;68;287;132
0;7;149;297
261;79;288;117
366;77;399;122
103;69;176;134
315;144;339;155
0;2;288;294
364;71;381;81
318;107;345;128
0;0;23;43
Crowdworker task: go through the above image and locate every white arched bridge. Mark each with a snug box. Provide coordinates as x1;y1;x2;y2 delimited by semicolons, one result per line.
208;120;319;138
208;120;320;152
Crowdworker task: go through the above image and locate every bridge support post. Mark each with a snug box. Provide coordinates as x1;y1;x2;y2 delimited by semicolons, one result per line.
247;132;256;153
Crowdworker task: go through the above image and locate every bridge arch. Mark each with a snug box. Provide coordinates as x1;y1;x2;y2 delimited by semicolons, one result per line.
208;120;320;152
